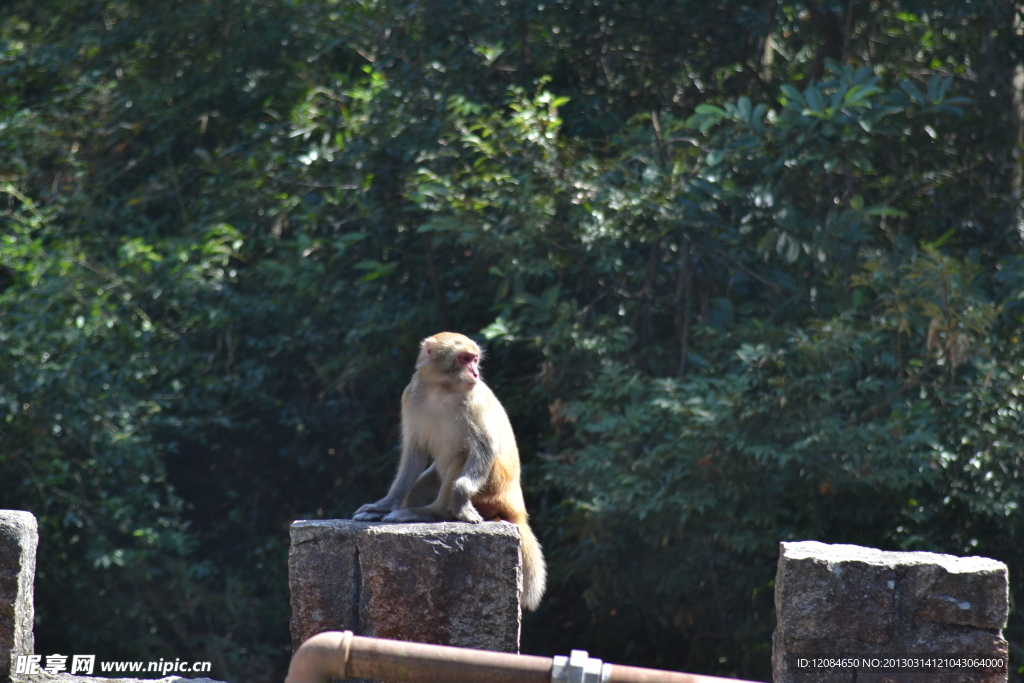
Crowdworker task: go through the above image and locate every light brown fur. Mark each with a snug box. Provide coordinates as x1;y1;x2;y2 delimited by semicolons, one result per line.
353;332;547;610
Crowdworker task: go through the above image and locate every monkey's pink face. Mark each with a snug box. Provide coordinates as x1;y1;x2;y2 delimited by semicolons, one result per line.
458;351;480;383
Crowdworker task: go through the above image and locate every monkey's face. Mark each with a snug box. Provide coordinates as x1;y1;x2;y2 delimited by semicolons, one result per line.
417;332;483;389
455;349;480;384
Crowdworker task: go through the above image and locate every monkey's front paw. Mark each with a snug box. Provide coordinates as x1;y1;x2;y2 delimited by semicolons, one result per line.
352;501;394;521
454;506;484;523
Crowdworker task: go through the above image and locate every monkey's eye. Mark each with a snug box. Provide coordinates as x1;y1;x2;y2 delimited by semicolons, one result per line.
458;353;473;364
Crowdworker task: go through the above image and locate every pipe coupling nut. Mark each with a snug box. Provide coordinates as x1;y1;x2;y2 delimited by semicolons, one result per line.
551;649;609;683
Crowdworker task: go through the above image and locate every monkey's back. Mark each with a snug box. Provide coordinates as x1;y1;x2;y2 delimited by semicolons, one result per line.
463;381;525;519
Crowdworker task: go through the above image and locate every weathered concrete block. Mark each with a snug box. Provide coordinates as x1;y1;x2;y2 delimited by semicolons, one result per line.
1;510;37;683
772;541;1008;683
288;520;360;653
289;520;522;657
902;558;1008;630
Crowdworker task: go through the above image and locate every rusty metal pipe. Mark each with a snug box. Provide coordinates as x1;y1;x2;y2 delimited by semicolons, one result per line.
348;633;551;683
286;630;760;683
285;631;352;683
603;663;752;683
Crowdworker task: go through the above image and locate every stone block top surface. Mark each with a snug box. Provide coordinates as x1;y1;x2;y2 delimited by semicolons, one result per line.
781;541;1007;574
0;511;37;536
291;518;521;541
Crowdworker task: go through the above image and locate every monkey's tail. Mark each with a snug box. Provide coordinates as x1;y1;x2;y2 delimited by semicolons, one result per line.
515;518;547;612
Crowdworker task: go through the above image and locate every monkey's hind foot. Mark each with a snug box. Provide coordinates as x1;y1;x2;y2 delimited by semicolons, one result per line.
452;505;484;523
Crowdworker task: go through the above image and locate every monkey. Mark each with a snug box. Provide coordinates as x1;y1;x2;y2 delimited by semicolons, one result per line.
353;332;546;611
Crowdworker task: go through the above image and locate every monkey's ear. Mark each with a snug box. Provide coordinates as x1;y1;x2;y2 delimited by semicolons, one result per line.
420;336;437;355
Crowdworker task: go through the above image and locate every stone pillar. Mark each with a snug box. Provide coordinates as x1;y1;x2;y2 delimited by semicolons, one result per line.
289;520;522;656
0;511;37;683
772;541;1008;683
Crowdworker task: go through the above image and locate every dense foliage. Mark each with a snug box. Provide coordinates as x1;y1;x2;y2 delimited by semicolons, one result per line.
3;1;1024;680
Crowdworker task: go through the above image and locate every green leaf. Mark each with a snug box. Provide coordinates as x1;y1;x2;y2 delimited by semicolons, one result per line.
804;86;825;113
899;81;926;105
780;85;803;105
694;104;727;116
736;97;751;122
864;206;909;218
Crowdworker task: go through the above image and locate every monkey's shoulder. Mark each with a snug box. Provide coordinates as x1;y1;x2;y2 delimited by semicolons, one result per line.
468;385;517;443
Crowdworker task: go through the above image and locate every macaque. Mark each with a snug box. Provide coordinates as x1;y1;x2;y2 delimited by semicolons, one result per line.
353;332;546;611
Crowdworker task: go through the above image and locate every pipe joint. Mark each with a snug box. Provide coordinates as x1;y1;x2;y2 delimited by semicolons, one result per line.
551;649;610;683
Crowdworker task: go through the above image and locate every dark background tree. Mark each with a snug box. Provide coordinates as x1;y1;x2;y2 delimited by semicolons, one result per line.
2;1;1024;681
